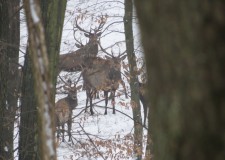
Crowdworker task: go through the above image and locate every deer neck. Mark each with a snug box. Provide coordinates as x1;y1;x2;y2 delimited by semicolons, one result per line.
85;42;98;57
65;96;77;110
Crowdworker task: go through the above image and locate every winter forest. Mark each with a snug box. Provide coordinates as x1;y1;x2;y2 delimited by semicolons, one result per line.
0;0;225;160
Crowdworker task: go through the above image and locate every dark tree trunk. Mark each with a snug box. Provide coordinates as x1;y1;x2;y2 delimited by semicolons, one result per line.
134;0;225;160
18;0;67;159
0;1;20;159
124;0;143;159
40;0;67;86
0;1;10;159
7;0;20;159
18;51;39;160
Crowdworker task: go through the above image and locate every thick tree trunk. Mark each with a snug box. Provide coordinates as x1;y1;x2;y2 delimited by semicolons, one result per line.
0;1;10;159
6;0;20;159
18;51;39;160
18;0;67;159
0;1;20;159
124;0;143;159
134;0;225;160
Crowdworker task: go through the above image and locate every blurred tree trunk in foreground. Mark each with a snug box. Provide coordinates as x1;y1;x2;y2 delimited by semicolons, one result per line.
18;0;67;160
124;0;143;159
134;0;225;160
0;0;20;159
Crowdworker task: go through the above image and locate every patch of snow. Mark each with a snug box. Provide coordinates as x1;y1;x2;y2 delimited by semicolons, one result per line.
4;146;8;152
29;0;40;23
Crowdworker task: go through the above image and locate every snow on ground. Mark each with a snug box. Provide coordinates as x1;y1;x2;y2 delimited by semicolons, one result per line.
55;68;148;159
56;84;147;160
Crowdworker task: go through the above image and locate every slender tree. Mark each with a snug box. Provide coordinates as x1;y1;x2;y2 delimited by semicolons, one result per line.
134;0;225;160
124;0;143;159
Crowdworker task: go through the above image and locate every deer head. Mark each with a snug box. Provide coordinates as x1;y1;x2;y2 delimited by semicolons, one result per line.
73;15;106;56
58;16;106;74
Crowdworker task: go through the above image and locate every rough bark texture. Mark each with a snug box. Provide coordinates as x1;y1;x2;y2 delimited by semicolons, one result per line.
21;0;56;159
124;0;143;159
40;0;67;86
134;0;225;160
0;1;10;159
18;0;67;159
18;51;38;160
0;1;20;159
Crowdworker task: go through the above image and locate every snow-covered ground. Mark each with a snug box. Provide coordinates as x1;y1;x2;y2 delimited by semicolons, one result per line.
56;87;147;160
17;0;147;159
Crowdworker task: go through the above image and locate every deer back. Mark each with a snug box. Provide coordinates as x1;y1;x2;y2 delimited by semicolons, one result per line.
82;57;124;91
58;51;84;73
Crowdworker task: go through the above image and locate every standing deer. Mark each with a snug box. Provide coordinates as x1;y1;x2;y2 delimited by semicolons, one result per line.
82;53;126;115
55;80;82;142
58;17;106;74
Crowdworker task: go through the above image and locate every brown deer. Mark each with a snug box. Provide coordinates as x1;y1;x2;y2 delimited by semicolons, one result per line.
55;80;82;142
82;53;126;115
58;17;106;74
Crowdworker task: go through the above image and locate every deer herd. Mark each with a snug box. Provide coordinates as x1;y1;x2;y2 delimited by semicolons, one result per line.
54;18;148;142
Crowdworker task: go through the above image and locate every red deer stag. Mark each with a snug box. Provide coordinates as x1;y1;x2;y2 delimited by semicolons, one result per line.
82;52;126;115
58;17;106;74
55;80;82;142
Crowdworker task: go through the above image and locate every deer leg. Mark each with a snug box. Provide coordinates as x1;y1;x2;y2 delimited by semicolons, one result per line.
67;117;72;142
62;124;65;142
90;90;94;115
140;95;148;126
111;90;116;114
85;90;89;113
144;102;149;127
120;80;128;98
104;91;108;115
96;91;100;99
56;125;60;140
143;103;147;127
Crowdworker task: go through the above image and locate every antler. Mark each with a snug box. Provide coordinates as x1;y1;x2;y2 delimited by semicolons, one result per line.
74;17;90;34
94;15;107;33
98;40;113;57
73;30;84;48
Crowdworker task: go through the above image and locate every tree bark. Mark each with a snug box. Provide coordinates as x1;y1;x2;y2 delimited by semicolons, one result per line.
21;0;56;159
18;0;67;159
0;1;20;159
0;1;10;159
134;0;225;160
124;0;143;159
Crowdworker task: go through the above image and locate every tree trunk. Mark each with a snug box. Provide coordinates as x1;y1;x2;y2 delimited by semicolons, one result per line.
134;0;225;160
0;1;20;159
18;0;67;159
124;0;143;159
6;0;20;159
39;0;67;157
0;1;10;159
18;51;39;160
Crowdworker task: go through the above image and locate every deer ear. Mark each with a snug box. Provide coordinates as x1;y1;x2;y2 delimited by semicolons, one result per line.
120;55;126;61
76;85;82;91
75;43;82;48
97;32;102;37
105;55;111;59
84;33;90;38
63;86;70;91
